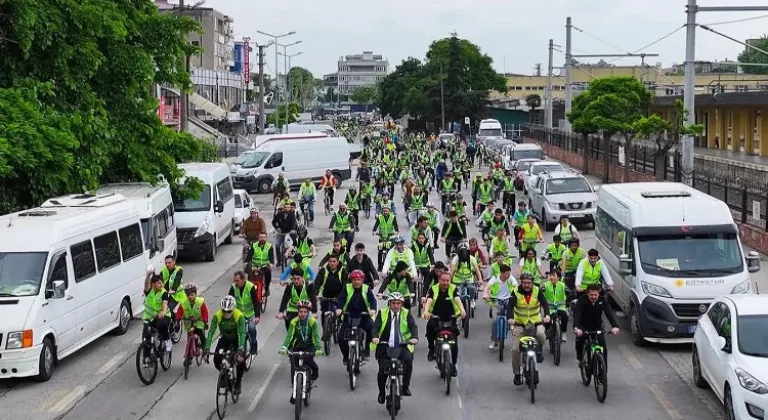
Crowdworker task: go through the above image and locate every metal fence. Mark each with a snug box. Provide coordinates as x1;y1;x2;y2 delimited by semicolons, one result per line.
523;124;768;232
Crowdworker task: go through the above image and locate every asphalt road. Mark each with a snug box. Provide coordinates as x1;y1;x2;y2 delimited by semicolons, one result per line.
2;160;763;420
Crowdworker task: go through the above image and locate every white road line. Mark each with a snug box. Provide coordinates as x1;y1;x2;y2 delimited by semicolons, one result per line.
248;362;281;412
48;386;86;413
96;351;127;375
619;344;643;370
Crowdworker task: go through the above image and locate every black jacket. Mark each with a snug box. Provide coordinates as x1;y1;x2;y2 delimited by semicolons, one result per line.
315;267;348;298
272;211;297;233
372;308;419;356
572;295;619;331
348;254;379;286
278;283;318;314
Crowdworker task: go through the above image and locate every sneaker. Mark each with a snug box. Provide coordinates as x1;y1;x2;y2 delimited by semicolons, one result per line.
377;392;386;404
561;333;567;342
427;350;435;362
451;365;458;377
402;387;412;397
342;358;349;366
165;340;173;352
488;341;497;349
290;395;296;404
513;374;523;386
470;300;476;309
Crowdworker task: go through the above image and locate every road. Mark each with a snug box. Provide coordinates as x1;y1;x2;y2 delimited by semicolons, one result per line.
3;160;762;420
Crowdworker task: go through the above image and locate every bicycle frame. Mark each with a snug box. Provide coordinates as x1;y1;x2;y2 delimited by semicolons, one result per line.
289;351;312;401
493;300;510;341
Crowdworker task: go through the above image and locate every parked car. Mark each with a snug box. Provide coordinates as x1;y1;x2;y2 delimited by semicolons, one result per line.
526;161;565;192
529;170;597;230
692;295;768;420
233;189;252;234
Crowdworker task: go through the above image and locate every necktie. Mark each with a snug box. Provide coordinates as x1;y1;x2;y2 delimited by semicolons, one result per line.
393;313;401;347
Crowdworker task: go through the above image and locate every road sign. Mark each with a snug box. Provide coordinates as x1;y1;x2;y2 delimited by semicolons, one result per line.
464;117;470;124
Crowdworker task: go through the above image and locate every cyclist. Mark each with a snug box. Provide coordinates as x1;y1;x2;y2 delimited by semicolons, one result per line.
438;171;457;214
545;234;567;274
424;202;442;249
272;201;298;263
328;203;355;251
356;161;372;191
575;248;615;294
344;187;361;232
501;171;517;217
228;271;260;355
280;252;316;283
476;174;494;215
319;169;338;206
482;264;518;349
247;232;275;295
561;238;586;290
412;232;435;285
371;293;419;403
318;238;350;269
517;214;544;257
470;173;483;213
518;248;544;286
284;224;316;262
406;186;427;226
176;283;209;352
489;228;513;263
573;284;620;367
475;201;496;239
421;261;448;299
440;210;467;259
298;179;317;224
542;271;569;343
506;273;550;386
272;174;290;205
489;252;506;278
278;299;323;403
348;243;380;287
315;255;349;315
409;216;433;246
511;201;532;242
422;272;466;373
240;206;267;242
335;269;378;364
449;244;483;299
375;191;397;216
378;260;415;310
160;255;185;312
277;269;319;330
468;238;488;268
143;269;172;353
382;235;417;278
487;208;511;237
554;215;580;243
204;296;247;395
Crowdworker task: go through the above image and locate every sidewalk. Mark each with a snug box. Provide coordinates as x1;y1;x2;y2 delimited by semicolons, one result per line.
694;146;768;171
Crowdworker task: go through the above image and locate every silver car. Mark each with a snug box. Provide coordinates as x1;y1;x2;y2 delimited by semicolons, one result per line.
529;171;597;230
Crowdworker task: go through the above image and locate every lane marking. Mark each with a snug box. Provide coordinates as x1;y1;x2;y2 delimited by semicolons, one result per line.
96;351;127;375
48;386;86;413
619;344;643;370
248;362;281;412
648;383;682;420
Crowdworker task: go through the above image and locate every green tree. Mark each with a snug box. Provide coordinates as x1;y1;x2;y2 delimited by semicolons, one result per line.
568;76;652;182
288;66;315;109
350;85;378;113
0;0;217;214
525;94;542;122
377;58;424;118
738;36;768;75
266;102;300;128
634;99;703;180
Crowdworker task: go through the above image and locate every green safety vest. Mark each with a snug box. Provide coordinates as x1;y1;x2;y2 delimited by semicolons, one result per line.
490;262;502;278
410;193;425;209
513;286;542;324
296;238;312;260
290;260;312;280
373;308;415;353
300;183;316;197
479;183;493;202
213;309;245;341
286;285;310;313
453;256;477;283
547;243;566;262
453;201;466;215
425;211;439;228
160;266;186;303
522;224;540;241
346;193;359;210
580;259;603;286
558;224;575;242
428;284;462;316
318;267;344;295
233;282;256;318
489;218;507;235
342;284;370;311
444;221;465;237
491;237;509;256
410;226;429;243
441;178;455;191
482;211;494;225
503;178;516;192
564;248;585;272
522;258;541;283
180;296;206;329
334;212;352;232
386;276;411;297
514;210;529;225
377;214;396;238
489;278;516;299
251;242;272;267
388;249;411;270
543;281;567;311
143;289;166;321
412;244;431;267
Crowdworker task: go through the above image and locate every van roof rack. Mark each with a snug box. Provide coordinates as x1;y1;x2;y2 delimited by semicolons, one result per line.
640;191;692;198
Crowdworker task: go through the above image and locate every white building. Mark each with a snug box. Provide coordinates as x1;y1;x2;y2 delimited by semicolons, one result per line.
335;51;389;95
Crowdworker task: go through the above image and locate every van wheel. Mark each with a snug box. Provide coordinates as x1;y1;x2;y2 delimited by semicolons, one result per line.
257;179;271;194
205;237;217;262
112;299;132;336
224;222;233;245
35;338;55;382
630;306;647;347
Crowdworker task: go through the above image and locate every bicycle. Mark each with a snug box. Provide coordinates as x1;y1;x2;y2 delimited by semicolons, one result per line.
341;313;369;391
300;200;313;227
274;231;292;272
579;330;611;403
547;308;562;366
490;298;510;362
382;345;407;419
456;282;475;338
319;297;340;356
377;236;394;272
135;322;172;385
249;265;269;313
323;189;332;216
414;268;427;314
182;323;205;380
212;346;242;419
361;195;372;219
287;351;315;420
169;307;183;344
431;316;457;395
518;323;542;404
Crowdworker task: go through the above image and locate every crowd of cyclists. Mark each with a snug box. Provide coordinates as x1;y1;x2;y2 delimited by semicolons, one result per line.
137;118;621;416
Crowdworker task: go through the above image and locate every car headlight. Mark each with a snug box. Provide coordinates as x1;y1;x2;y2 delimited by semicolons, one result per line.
6;330;33;349
195;216;211;237
247;170;258;176
730;280;751;294
735;368;768;394
641;281;672;298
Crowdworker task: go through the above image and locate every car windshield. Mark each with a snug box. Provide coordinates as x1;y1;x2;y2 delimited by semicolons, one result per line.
0;252;48;297
512;150;543;160
172;185;212;212
479;128;503;137
241;151;270;169
637;232;743;277
738;315;768;357
532;164;563;175
546;178;592;194
516;161;533;171
234;152;253;165
439;134;455;141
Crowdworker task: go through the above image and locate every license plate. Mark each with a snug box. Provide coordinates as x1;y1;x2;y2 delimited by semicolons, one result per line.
570;213;583;218
177;244;185;250
688;325;697;334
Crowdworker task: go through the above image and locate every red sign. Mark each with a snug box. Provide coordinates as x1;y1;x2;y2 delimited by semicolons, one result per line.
243;37;250;85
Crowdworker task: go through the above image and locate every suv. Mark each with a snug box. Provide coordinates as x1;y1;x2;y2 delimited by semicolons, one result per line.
529;171;597;230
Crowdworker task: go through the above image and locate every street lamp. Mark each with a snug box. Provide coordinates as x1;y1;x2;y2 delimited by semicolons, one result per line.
177;0;207;132
277;41;302;128
257;30;296;128
279;51;303;102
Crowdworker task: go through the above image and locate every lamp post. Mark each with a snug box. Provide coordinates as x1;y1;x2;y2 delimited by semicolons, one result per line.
177;0;207;132
279;51;303;106
277;41;302;130
256;30;296;129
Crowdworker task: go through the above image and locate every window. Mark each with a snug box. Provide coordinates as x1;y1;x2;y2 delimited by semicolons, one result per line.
0;252;48;297
94;232;121;271
716;305;732;348
154;208;169;239
166;203;175;229
244;194;251;208
264;152;284;169
235;194;243;208
636;231;743;277
707;302;724;326
737;314;768;357
47;251;69;290
71;240;96;282
595;208;630;258
216;177;234;203
119;224;144;260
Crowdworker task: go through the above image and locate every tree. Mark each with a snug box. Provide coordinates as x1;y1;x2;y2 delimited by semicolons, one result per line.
350;85;378;113
738;36;768;75
634;99;703;181
0;0;217;214
287;66;315;109
568;77;652;182
266;102;300;128
525;94;542;122
377;58;424;118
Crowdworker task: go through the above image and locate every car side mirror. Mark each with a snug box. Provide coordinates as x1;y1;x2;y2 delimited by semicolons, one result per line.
746;251;761;273
715;336;730;353
593;185;601;192
619;254;633;275
215;200;224;213
49;280;66;299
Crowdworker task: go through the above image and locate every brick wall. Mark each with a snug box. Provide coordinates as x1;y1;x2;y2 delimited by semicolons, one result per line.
525;137;768;255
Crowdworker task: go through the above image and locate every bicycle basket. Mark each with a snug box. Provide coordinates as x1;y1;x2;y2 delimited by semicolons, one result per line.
382;359;405;376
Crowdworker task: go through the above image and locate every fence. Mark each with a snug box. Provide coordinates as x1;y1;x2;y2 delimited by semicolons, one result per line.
523;124;768;233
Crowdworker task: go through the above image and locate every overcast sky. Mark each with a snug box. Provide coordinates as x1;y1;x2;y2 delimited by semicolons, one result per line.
201;0;768;77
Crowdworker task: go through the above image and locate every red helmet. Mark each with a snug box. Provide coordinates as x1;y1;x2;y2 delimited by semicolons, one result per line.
494;162;501;169
349;269;365;281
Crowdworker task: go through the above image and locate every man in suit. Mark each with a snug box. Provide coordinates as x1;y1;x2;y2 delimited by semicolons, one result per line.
370;292;419;404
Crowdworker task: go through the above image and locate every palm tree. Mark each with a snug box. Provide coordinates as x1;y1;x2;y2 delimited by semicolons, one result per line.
525;94;542;123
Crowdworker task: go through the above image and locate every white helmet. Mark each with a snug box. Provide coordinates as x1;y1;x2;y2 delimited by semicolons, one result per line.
220;295;237;312
427;201;435;207
388;292;405;303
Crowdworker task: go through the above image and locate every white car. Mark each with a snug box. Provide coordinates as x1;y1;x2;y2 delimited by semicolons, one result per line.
233;189;252;234
526;161;566;192
692;295;768;420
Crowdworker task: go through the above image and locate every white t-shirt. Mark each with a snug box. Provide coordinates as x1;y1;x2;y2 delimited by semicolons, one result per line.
486;275;519;300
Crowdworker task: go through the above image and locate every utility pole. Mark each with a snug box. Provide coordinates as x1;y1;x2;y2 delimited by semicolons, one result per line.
681;0;768;186
440;63;446;132
564;16;573;132
546;39;554;129
534;63;542;76
258;44;266;133
257;31;296;130
179;0;190;133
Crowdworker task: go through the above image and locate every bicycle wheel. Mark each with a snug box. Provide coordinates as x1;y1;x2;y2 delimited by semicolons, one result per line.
294;372;304;420
593;352;608;403
260;294;268;313
244;339;254;371
135;343;158;385
552;322;561;366
388;378;398;420
498;320;505;362
527;357;536;404
580;351;592;386
348;348;357;391
183;356;191;380
322;316;331;356
195;345;203;366
160;347;172;371
230;370;240;403
171;319;182;344
216;371;228;419
443;348;452;396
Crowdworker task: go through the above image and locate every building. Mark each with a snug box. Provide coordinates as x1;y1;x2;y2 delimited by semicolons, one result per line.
663;60;739;75
334;51;389;95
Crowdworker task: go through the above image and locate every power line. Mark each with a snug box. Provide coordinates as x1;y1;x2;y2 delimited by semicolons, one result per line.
608;25;684;64
702;13;768;26
571;26;630;54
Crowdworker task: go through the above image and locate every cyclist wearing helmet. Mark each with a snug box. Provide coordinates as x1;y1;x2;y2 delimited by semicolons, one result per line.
205;296;247;394
424;202;441;248
142;268;172;352
423;271;466;372
272;174;290;206
228;271;261;355
240;206;267;242
176;282;209;353
284;224;316;262
329;203;356;251
335;269;378;364
382;234;417;278
277;268;318;330
506;273;550;387
278;299;323;401
299;179;317;223
375;191;396;216
440;210;467;259
371;293;419;402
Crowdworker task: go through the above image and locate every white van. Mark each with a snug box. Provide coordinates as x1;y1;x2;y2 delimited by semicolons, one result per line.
283;123;339;137
232;133;352;193
0;195;146;381
175;163;235;261
92;183;177;272
595;182;761;346
477;118;504;144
